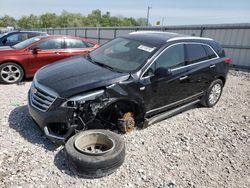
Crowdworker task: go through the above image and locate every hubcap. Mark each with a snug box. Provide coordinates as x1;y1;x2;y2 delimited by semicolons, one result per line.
208;83;222;105
1;65;21;83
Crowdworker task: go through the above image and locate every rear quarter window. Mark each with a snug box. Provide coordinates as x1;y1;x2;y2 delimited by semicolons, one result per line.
203;45;217;59
86;42;95;48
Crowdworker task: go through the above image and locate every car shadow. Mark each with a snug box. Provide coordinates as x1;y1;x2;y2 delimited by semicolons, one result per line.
54;149;75;177
8;105;58;151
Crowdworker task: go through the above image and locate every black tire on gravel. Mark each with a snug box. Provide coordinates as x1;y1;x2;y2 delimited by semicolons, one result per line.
65;129;125;178
200;79;223;107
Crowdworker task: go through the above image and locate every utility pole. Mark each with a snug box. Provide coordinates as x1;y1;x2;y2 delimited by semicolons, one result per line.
146;6;152;26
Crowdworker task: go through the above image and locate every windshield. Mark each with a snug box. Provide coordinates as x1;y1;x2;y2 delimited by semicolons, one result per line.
13;37;42;49
89;37;157;73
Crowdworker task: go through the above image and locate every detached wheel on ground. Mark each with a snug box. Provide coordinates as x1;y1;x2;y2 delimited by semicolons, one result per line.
65;129;125;178
200;79;223;107
0;62;24;84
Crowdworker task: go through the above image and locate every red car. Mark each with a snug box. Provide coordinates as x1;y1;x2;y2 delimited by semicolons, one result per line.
0;35;99;84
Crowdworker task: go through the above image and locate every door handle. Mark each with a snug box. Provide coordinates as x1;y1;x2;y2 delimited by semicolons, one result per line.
179;76;188;81
55;52;61;55
209;64;216;68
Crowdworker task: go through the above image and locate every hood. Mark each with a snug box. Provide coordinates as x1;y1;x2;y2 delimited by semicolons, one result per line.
35;56;130;98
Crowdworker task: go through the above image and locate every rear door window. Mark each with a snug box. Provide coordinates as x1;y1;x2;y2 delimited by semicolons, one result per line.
65;38;87;48
185;44;208;65
5;33;28;44
86;42;95;47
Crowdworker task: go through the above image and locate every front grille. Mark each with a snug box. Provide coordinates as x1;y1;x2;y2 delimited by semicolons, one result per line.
30;86;57;112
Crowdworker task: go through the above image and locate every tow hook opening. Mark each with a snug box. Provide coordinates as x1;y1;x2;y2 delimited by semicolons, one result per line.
47;123;69;136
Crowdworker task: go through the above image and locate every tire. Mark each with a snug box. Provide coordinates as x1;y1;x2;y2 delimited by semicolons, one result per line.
0;62;24;84
65;129;125;178
200;79;223;107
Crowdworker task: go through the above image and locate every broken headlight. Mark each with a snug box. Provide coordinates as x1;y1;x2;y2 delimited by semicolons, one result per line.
61;90;104;108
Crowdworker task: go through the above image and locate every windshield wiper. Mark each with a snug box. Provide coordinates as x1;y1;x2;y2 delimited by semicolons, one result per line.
86;54;122;73
93;61;117;72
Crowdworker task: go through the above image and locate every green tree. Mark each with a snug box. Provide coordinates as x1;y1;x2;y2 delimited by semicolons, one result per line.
0;15;17;27
1;10;148;29
136;18;147;26
40;13;58;28
18;14;40;28
86;9;102;27
121;17;138;26
101;12;111;27
58;10;83;27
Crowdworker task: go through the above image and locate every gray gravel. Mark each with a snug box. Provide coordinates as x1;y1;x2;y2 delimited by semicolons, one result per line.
0;70;250;188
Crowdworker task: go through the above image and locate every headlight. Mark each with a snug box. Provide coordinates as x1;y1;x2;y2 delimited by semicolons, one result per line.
61;90;104;108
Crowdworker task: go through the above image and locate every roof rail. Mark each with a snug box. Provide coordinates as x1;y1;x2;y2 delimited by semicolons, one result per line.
167;36;213;42
130;31;179;35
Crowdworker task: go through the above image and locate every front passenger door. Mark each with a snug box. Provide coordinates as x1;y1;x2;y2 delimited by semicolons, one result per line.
140;44;191;115
28;38;65;73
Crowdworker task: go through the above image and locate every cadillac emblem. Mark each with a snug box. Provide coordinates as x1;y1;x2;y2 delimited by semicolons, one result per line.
31;87;38;94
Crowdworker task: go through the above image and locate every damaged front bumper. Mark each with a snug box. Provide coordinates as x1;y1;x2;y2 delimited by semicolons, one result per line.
28;90;78;144
28;88;107;144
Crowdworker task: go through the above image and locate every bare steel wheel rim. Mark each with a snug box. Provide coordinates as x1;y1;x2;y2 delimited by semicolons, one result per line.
1;65;21;83
208;83;222;105
74;132;115;156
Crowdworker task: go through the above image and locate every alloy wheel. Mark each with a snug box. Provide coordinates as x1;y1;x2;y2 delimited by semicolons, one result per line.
0;65;21;83
208;83;222;105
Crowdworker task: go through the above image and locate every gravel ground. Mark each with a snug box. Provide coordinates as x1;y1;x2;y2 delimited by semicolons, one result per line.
0;70;249;188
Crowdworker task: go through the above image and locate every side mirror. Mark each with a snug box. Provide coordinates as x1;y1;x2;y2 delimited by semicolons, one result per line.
32;47;41;54
155;67;171;78
2;38;7;44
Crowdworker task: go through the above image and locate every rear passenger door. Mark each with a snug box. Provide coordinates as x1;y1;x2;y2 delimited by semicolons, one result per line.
184;43;219;94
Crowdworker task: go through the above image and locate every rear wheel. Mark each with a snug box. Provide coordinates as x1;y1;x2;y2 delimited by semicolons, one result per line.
0;62;24;84
200;79;223;107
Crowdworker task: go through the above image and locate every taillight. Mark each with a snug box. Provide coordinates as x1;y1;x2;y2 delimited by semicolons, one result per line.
224;58;231;64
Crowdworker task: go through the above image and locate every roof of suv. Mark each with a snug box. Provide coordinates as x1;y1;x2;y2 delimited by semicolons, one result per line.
124;31;213;47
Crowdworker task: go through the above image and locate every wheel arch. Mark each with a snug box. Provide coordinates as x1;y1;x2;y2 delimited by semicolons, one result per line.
216;76;226;86
98;98;145;125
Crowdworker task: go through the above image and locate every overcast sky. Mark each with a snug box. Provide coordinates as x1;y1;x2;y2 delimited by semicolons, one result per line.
0;0;250;25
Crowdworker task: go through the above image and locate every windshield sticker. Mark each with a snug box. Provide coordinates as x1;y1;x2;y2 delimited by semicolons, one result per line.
138;45;156;53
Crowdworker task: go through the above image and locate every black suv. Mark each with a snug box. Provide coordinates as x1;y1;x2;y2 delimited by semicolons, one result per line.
28;31;230;144
0;31;47;46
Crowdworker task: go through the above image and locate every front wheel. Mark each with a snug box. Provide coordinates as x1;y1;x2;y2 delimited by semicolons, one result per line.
0;62;24;84
200;79;223;107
